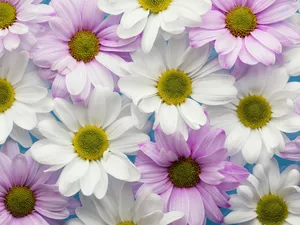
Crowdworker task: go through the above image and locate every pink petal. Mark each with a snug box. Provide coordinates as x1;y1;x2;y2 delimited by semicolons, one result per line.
189;28;227;48
249;0;276;14
239;39;259;65
251;29;282;54
215;31;237;55
3;33;20;51
219;36;242;69
212;0;235;12
200;10;226;29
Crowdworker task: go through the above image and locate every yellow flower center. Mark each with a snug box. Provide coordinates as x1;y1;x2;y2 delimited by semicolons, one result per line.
0;2;16;29
157;69;192;105
237;95;272;129
256;194;288;225
69;30;100;63
72;125;109;161
0;78;15;113
117;221;136;225
5;186;36;218
138;0;173;13
225;6;257;37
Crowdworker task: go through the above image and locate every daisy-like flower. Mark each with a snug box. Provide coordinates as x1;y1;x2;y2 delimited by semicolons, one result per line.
0;50;53;147
98;0;212;53
0;139;79;225
0;0;54;56
33;0;140;102
190;0;300;69
206;64;300;165
30;87;149;199
66;180;184;225
119;34;237;138
135;123;249;225
224;159;300;225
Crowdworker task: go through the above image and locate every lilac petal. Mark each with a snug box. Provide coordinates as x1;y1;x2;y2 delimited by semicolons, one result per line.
212;0;235;12
232;58;251;81
219;37;242;69
187;123;210;154
160;184;173;211
186;187;205;225
138;142;171;167
66;197;81;215
251;29;282;54
11;154;28;186
199;10;226;29
0;211;12;224
189;28;227;48
169;188;190;225
39;68;56;81
280;137;300;161
200;171;225;185
30;212;54;225
200;183;230;208
0;139;20;159
36;193;68;212
36;206;69;220
249;0;276;14
3;33;20;51
238;39;258;65
295;100;300;115
52;74;69;99
215;31;237;55
196;148;227;165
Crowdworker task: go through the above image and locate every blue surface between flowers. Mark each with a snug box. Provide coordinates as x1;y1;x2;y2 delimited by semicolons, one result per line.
5;0;298;225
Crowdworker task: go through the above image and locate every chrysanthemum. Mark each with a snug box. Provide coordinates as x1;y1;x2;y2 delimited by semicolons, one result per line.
0;50;53;147
30;87;149;199
33;0;140;102
98;0;212;53
0;139;79;225
119;34;237;138
135;123;249;225
206;64;300;165
190;0;300;69
224;159;300;225
65;180;183;225
0;0;54;56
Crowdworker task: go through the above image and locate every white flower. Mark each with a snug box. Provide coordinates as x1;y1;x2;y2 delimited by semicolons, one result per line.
98;0;211;52
206;64;300;165
65;180;184;225
224;159;300;225
119;34;237;139
0;50;53;147
30;87;149;199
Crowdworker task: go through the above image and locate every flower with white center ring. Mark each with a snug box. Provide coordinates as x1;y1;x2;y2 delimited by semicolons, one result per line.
65;179;184;225
118;34;237;139
98;0;212;53
224;159;300;225
0;0;54;56
0;50;53;147
32;0;141;102
206;64;300;166
30;87;149;199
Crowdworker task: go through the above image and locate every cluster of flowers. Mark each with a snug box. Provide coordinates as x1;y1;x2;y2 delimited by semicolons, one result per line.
1;0;300;224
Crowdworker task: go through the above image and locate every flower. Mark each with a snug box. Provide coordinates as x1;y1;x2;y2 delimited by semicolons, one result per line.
98;0;212;53
65;180;184;225
119;34;237;139
30;87;149;199
0;50;53;147
134;123;249;225
280;136;300;161
0;0;54;56
206;64;300;166
224;159;300;225
33;0;140;102
0;139;79;225
190;0;300;69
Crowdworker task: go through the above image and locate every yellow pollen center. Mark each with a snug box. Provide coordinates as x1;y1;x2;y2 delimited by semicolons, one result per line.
117;221;136;225
0;2;16;29
138;0;173;13
69;30;100;63
72;125;109;161
0;78;15;113
157;69;192;105
225;6;257;37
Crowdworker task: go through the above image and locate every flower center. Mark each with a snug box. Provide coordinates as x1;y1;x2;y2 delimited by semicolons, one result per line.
256;194;288;225
72;125;109;161
237;95;272;129
225;6;257;37
117;221;136;225
69;30;100;63
0;78;15;113
5;186;36;218
168;157;200;188
0;2;16;29
138;0;172;13
157;69;192;105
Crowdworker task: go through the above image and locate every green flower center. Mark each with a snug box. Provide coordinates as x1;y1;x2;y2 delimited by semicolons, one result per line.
0;2;16;29
225;6;257;37
138;0;172;13
256;194;288;225
73;125;109;161
157;69;192;105
237;95;272;129
0;78;15;113
5;186;36;218
168;157;200;188
69;30;100;63
117;221;136;225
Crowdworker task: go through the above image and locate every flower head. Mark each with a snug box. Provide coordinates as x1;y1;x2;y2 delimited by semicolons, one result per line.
119;34;237;138
135;122;249;224
33;0;140;102
190;0;300;69
30;87;149;199
0;139;78;225
224;159;300;225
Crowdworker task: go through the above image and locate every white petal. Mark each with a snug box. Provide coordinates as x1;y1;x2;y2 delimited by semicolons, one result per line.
158;103;178;135
11;102;37;130
242;130;262;164
94;163;108;199
6;50;29;85
141;14;161;53
224;211;257;224
10;124;32;148
15;86;48;104
0;113;13;144
66;63;87;95
80;161;101;196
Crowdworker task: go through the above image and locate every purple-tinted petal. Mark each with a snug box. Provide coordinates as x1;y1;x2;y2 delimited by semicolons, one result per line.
200;183;230;208
169;188;190;225
186;187;205;225
251;29;282;54
215;31;237;55
238;39;259;65
200;171;225;185
249;0;276;14
280;137;300;161
199;10;226;29
196;148;227;165
52;74;69;99
138;142;171;167
212;0;235;12
189;28;227;48
11;154;28;186
219;36;242;69
0;139;20;159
